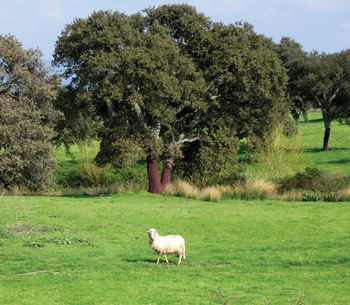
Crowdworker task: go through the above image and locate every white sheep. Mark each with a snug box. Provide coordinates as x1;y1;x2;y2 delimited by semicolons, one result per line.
147;228;186;265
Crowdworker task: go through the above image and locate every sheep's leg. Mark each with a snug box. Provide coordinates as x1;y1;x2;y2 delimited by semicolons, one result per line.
156;254;160;264
178;254;182;265
164;254;169;264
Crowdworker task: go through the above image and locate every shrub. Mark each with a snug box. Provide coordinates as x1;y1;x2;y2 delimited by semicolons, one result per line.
77;162;114;187
278;167;350;194
253;124;305;181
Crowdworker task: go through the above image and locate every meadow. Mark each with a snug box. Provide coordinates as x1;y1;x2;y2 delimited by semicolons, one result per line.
0;193;349;304
0;111;349;304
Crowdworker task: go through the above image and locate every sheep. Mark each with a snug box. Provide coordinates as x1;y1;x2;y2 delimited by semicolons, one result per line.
147;228;186;265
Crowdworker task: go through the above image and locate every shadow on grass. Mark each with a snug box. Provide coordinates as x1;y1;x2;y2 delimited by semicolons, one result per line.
301;118;324;124
303;147;350;153
318;158;350;165
124;258;180;265
124;258;156;263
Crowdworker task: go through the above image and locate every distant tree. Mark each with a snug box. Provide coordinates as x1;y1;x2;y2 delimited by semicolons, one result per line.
0;35;60;191
53;6;288;192
303;50;350;151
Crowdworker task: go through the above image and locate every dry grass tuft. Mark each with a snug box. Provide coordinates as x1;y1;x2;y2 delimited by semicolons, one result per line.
164;179;199;199
275;190;304;201
222;180;277;200
197;186;222;202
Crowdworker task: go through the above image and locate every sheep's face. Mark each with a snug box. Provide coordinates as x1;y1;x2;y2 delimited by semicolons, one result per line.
147;228;157;242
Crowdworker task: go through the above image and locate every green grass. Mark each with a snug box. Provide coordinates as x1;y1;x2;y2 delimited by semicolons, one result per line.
1;192;349;304
300;111;350;174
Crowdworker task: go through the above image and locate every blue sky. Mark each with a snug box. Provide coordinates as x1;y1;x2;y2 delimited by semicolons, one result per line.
1;0;350;60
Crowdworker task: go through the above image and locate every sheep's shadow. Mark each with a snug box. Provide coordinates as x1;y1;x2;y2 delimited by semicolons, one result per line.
124;258;155;263
123;258;178;265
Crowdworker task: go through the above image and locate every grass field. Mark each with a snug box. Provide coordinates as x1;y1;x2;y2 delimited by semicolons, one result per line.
0;192;349;304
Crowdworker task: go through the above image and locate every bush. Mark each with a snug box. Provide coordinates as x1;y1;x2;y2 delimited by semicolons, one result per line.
253;124;305;181
278;167;350;194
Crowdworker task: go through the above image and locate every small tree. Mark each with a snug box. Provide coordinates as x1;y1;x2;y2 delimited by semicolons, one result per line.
0;35;60;191
303;50;350;151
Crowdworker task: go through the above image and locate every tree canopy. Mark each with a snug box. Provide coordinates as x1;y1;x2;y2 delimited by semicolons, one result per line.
275;37;350;151
54;5;289;190
274;37;310;130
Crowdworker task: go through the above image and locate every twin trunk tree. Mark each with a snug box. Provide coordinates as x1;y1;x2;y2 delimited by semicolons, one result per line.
147;149;173;194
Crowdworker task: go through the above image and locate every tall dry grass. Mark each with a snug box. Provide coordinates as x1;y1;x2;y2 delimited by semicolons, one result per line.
221;180;277;200
164;179;276;201
164;179;199;199
197;186;222;202
326;187;350;202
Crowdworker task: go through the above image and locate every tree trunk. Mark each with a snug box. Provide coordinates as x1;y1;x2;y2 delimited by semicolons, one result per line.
147;149;174;194
146;150;174;194
161;160;174;190
147;150;162;194
323;127;331;151
322;114;331;151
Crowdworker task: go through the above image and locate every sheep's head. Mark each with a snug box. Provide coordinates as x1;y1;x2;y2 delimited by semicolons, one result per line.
147;228;158;242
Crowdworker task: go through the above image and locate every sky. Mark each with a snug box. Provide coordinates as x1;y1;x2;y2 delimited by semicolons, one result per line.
1;0;350;61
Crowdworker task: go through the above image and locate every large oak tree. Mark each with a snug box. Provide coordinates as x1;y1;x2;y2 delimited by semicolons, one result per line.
54;5;288;192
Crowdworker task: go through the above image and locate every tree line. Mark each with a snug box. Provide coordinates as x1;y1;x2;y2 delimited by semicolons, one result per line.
1;4;350;192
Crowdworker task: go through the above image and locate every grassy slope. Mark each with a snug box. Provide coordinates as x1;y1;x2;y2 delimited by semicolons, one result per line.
0;193;349;304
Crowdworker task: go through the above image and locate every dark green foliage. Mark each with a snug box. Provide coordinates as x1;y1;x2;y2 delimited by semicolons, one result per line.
279;167;350;193
175;127;244;186
0;35;60;191
274;37;310;129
